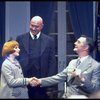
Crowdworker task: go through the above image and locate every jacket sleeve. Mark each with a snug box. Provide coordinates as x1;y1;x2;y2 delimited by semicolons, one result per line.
41;68;68;87
1;62;29;87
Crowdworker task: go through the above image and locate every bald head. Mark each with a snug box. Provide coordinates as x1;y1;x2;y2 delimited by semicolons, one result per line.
30;16;44;35
31;16;43;25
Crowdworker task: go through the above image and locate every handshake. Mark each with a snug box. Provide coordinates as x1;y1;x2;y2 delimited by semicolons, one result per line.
28;77;41;87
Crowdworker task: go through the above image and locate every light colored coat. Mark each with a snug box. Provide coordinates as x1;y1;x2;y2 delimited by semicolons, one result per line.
41;56;100;97
0;58;29;99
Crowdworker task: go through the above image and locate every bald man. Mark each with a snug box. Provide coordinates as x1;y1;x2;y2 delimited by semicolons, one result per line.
16;16;57;99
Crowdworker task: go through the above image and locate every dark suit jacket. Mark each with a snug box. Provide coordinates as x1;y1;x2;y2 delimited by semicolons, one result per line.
16;32;57;78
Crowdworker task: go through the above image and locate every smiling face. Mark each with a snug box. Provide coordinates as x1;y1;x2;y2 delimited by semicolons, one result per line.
12;45;20;57
30;16;44;35
73;37;89;54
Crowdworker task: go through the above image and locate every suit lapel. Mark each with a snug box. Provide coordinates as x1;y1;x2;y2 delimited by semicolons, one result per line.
68;56;93;85
21;33;47;55
40;34;47;55
79;56;92;72
22;33;30;54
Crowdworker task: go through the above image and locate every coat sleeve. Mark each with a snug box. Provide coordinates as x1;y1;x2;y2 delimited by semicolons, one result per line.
1;61;29;87
41;68;68;87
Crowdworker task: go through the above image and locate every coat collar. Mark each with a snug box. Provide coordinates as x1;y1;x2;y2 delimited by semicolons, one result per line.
22;32;47;55
78;56;93;72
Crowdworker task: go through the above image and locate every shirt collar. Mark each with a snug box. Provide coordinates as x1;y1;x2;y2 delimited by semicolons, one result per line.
78;55;89;63
30;31;41;39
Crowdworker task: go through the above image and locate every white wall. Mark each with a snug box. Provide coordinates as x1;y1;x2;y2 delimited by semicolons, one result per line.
5;1;30;41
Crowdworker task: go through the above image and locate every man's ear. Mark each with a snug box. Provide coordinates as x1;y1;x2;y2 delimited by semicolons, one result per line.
84;45;89;51
41;24;44;29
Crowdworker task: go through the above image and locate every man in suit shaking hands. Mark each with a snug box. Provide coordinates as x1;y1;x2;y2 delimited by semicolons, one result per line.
33;35;100;98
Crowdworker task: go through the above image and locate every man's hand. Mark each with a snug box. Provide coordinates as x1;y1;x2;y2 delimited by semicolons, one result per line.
29;77;41;87
70;69;85;81
70;68;81;77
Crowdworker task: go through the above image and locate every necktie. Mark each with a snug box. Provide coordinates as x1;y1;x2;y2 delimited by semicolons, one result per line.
76;59;81;68
34;35;37;39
